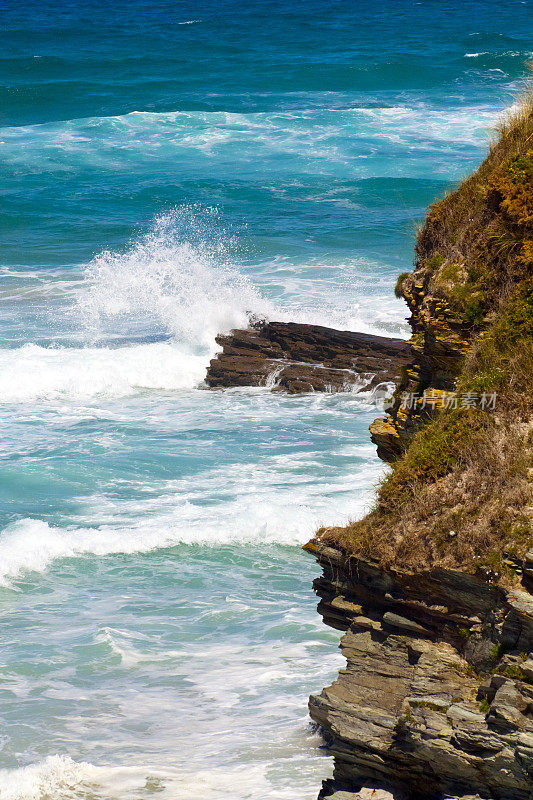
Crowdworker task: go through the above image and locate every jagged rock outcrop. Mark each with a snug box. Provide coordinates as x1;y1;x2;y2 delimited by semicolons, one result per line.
369;101;533;463
206;321;410;393
306;539;533;800
369;264;472;462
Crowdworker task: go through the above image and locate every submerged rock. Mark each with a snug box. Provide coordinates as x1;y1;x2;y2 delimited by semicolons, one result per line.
205;321;410;393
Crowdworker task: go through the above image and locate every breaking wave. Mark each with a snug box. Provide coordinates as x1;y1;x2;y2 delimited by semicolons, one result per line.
77;207;268;346
0;209;271;403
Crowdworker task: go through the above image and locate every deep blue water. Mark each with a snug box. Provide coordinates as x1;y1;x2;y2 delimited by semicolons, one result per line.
0;1;531;797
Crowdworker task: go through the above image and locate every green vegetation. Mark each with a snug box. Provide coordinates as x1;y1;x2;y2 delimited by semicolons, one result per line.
394;272;411;298
316;91;533;581
479;698;490;714
411;700;449;713
490;644;506;662
380;408;485;490
502;664;526;680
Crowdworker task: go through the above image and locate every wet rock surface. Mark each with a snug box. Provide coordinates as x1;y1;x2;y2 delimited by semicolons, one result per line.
205;321;410;393
305;540;533;800
319;784;394;799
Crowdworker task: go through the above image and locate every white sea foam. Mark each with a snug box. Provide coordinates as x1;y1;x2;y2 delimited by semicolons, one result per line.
0;341;208;401
0;756;181;800
0;518;175;586
0;210;275;403
0;756;97;800
0;102;504;170
0;505;329;585
0;441;383;586
0;755;334;800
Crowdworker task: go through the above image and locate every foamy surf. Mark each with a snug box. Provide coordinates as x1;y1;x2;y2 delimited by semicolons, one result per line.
0;756;101;800
77;208;271;346
0;518;181;586
0;756;334;800
0;341;209;402
0;104;501;164
0;756;179;800
0;461;382;586
0;756;84;800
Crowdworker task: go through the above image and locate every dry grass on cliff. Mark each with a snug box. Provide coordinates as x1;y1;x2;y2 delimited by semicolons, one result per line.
319;413;532;582
319;91;533;582
413;92;533;323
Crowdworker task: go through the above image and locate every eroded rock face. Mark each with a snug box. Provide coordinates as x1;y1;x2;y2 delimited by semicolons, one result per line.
306;540;533;800
205;321;410;394
369;266;474;463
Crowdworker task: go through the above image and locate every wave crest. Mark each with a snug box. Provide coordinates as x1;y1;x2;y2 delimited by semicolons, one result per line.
77;207;269;348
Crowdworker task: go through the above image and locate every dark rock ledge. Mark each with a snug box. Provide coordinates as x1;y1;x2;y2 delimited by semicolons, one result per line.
205;320;410;393
305;539;533;800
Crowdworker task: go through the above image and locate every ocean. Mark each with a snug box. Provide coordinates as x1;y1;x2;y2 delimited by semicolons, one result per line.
1;1;531;797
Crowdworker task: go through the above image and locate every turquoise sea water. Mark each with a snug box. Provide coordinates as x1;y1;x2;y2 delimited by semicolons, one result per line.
1;1;532;797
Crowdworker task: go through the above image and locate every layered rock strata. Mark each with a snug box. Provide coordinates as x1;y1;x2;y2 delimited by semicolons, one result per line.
368;267;472;462
306;539;533;800
206;321;410;394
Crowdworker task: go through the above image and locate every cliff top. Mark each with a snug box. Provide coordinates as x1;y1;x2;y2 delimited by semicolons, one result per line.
315;90;533;586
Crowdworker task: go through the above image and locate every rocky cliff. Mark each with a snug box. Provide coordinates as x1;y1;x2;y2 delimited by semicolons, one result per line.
306;540;533;800
306;95;533;800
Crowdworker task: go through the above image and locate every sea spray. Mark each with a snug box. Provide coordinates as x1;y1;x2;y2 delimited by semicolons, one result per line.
2;1;527;796
77;207;271;347
0;209;274;402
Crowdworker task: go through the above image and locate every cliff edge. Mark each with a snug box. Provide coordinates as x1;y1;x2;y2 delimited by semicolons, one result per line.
306;93;533;800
